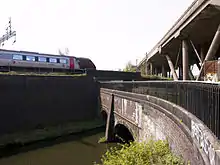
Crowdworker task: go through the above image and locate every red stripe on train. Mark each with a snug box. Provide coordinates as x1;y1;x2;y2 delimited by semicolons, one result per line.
69;57;74;69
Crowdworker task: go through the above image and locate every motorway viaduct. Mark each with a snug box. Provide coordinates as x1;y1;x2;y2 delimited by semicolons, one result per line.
137;0;220;81
100;81;220;165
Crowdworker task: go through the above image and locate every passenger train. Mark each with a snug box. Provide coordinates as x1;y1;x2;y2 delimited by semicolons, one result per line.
0;49;96;73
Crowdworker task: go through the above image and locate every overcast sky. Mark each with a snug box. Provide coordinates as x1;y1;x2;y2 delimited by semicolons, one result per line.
0;0;194;70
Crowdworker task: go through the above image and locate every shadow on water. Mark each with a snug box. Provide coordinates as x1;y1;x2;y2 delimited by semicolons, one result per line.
0;126;105;159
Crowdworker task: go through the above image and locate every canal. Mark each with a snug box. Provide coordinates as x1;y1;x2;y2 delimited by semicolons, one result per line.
0;127;113;165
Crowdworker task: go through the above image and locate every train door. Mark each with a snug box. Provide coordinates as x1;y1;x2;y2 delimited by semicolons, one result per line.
69;57;74;69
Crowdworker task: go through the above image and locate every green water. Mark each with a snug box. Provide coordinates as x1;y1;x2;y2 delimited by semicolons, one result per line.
0;128;112;165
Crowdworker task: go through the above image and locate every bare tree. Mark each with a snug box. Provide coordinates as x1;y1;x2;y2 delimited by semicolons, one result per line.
58;47;69;56
65;48;69;55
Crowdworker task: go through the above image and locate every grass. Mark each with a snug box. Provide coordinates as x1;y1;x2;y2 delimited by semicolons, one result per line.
0;71;86;77
0;118;105;148
98;136;107;143
141;74;173;80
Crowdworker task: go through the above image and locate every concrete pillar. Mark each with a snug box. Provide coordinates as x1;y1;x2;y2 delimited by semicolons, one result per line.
200;47;205;62
154;67;158;75
182;40;189;80
179;67;183;80
149;63;153;75
145;62;149;75
165;55;178;80
197;24;220;80
162;65;166;77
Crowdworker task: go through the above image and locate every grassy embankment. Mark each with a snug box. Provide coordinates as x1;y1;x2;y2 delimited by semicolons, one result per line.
0;71;86;77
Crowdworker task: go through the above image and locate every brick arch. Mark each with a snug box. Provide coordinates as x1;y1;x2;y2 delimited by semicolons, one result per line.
100;109;108;122
114;119;137;141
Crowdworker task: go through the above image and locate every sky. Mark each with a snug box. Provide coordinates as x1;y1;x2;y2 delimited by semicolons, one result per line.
0;0;194;70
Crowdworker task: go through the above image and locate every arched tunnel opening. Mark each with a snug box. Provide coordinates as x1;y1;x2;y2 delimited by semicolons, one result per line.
114;124;134;144
100;110;108;123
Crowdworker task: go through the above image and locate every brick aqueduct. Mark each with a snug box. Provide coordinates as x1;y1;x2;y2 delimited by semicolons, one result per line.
100;83;220;165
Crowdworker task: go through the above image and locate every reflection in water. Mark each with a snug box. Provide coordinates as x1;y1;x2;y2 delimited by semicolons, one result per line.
0;128;114;165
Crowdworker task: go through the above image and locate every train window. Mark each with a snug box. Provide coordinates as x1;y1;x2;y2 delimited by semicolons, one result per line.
49;58;57;63
57;58;60;63
23;55;26;61
26;56;35;61
13;54;23;60
60;59;67;64
35;56;38;61
38;57;47;62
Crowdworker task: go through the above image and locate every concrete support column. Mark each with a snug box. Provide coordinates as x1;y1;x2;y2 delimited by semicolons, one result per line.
162;65;166;77
182;40;189;80
154;67;158;75
165;55;178;80
145;62;149;75
149;63;153;75
197;24;220;80
179;67;183;80
200;47;205;62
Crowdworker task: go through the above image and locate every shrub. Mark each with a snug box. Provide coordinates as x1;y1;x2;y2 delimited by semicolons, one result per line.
98;136;107;143
95;139;185;165
141;74;173;81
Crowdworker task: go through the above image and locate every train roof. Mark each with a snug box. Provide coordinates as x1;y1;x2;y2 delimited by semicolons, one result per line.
0;48;75;59
76;57;93;60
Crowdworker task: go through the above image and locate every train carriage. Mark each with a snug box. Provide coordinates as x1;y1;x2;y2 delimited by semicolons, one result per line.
0;49;95;73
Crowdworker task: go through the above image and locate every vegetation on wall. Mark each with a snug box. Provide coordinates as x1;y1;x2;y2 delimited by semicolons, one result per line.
123;61;137;72
141;74;173;80
140;62;146;75
95;139;185;165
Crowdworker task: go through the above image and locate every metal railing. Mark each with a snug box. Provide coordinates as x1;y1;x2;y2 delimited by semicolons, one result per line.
101;81;220;139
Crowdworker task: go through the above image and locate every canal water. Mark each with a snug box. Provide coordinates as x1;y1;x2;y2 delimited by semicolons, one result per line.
0;127;114;165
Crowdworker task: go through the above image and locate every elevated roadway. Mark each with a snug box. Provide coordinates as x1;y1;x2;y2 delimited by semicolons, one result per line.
138;0;220;80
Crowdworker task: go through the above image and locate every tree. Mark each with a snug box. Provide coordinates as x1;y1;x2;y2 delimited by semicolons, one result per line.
123;61;136;72
58;47;69;56
140;62;146;75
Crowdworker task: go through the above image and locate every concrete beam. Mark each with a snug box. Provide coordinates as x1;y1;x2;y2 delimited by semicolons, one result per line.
190;40;202;64
200;47;205;62
165;55;178;80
